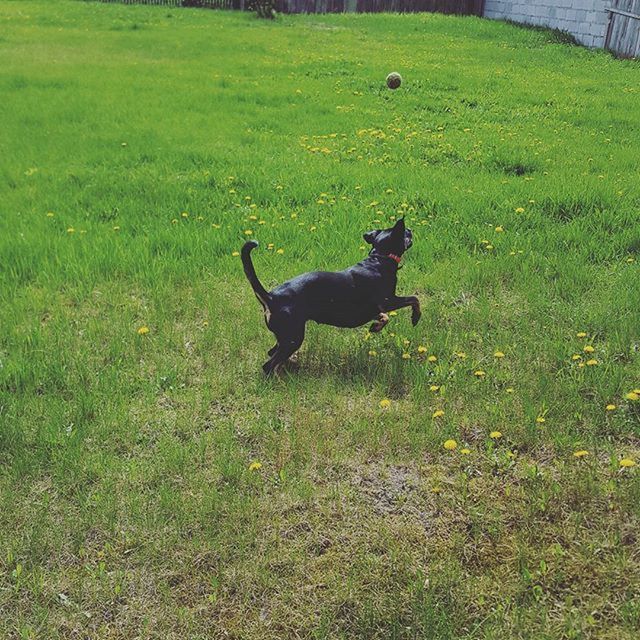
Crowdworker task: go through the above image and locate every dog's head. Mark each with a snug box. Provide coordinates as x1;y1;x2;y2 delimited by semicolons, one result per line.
363;217;413;256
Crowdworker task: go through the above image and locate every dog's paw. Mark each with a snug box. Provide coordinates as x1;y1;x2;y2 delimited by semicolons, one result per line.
411;311;421;326
370;312;389;333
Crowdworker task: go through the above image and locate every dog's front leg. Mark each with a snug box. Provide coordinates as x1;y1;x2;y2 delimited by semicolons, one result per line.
369;312;389;333
381;295;421;326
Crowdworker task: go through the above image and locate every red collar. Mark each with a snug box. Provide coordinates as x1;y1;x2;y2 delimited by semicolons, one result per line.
387;253;402;265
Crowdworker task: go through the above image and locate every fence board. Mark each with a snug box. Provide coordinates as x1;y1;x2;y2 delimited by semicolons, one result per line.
606;0;640;58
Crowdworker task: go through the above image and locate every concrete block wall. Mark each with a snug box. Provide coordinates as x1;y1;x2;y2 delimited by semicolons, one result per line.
483;1;611;48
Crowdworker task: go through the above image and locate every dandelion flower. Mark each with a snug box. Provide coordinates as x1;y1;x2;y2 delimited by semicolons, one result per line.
432;409;445;419
402;353;411;360
474;370;486;377
417;346;428;354
489;431;502;439
232;251;240;257
571;354;581;361
576;332;587;338
46;212;55;217
379;398;391;409
619;458;636;468
606;404;617;411
67;227;75;233
586;359;598;366
506;387;514;393
137;326;150;335
495;226;504;232
536;416;546;424
460;448;471;455
573;450;589;458
181;212;189;218
248;461;262;471
583;345;595;353
429;385;440;392
276;249;284;255
244;230;253;236
515;207;525;213
443;439;457;451
455;352;466;359
494;351;505;358
368;350;377;357
389;311;398;316
428;355;437;363
626;392;639;401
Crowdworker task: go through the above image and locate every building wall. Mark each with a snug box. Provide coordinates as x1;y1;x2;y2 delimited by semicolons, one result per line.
483;1;611;48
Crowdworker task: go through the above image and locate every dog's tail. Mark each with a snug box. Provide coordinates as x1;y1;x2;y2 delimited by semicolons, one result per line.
241;241;272;307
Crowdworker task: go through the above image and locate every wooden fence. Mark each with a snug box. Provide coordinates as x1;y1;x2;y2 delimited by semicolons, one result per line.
605;0;640;58
92;0;485;15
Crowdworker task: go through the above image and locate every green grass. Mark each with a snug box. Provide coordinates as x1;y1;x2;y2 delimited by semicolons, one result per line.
1;1;640;637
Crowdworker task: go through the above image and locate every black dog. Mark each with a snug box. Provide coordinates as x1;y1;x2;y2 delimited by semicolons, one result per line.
242;217;420;375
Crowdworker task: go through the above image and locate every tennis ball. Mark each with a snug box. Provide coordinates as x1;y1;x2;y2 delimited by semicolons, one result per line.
386;72;402;90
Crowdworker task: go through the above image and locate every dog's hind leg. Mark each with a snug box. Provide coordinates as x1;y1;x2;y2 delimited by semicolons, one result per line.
263;324;305;376
268;343;278;356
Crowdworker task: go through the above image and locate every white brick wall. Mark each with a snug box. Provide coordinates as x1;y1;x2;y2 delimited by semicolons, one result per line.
483;0;611;48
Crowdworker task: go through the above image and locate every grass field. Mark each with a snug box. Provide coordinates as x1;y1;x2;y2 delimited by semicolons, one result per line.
1;1;640;638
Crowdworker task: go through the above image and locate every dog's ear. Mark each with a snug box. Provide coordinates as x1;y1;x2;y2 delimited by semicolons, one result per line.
363;230;380;245
392;217;405;232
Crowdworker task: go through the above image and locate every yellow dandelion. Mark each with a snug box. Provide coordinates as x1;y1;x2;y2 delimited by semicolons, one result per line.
248;461;262;471
455;352;467;359
506;387;514;393
276;249;284;255
429;385;440;392
67;227;75;233
606;404;616;411
113;226;120;231
536;416;546;424
137;326;150;335
494;351;505;358
432;409;445;419
515;207;525;213
619;458;636;468
402;353;411;360
443;439;457;451
573;450;589;458
474;370;486;377
489;431;502;439
583;345;595;353
495;226;504;232
571;354;581;361
46;212;55;217
576;332;587;338
626;392;639;401
232;251;240;257
244;230;253;236
368;350;377;357
586;359;598;366
417;346;428;354
634;389;640;394
460;448;471;455
379;398;391;409
428;355;437;363
389;311;398;316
